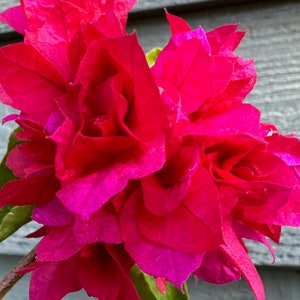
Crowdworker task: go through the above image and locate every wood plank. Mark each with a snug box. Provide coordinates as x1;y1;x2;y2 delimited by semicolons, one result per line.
130;0;259;16
0;0;18;13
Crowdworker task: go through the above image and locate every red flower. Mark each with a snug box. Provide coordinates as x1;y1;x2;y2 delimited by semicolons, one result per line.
1;4;300;300
118;13;300;300
27;243;139;300
0;0;136;77
0;6;166;219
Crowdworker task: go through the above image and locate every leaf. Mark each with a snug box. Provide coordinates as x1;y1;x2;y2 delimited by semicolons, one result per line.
130;265;189;300
146;48;162;67
0;127;22;188
0;205;12;223
0;127;33;242
0;205;33;242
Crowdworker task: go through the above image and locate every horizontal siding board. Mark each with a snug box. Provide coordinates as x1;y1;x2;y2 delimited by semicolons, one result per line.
132;0;255;11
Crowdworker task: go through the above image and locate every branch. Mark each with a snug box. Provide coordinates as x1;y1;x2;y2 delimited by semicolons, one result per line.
0;246;36;299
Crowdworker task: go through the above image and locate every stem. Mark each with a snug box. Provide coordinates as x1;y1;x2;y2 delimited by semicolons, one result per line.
0;246;36;299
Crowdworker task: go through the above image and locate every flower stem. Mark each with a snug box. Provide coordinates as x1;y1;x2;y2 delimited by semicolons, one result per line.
0;246;36;299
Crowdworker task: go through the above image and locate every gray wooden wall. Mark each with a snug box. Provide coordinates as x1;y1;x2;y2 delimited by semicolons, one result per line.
0;0;300;299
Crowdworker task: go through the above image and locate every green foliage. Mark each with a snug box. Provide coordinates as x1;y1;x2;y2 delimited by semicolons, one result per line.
0;128;33;242
0;127;22;188
0;205;33;242
146;48;162;67
130;265;189;300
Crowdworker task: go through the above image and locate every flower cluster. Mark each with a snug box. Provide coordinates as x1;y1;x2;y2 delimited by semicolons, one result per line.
1;1;300;300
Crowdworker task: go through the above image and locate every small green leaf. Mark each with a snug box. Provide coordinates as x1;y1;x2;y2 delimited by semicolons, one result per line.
0;205;33;242
130;265;189;300
0;205;12;223
0;127;22;188
0;127;32;242
146;48;162;67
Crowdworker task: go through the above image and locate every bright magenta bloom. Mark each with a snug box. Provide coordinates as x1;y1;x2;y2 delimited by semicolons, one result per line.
27;193;134;299
119;13;300;300
0;0;136;77
0;2;165;297
27;242;139;300
0;2;300;300
0;0;166;220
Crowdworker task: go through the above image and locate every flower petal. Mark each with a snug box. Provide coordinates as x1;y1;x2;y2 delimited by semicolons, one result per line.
29;257;81;300
0;5;28;34
0;44;66;125
220;221;265;300
121;189;204;288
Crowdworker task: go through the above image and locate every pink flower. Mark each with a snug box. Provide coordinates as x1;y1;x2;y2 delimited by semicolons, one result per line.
118;13;300;300
1;4;300;300
0;2;165;298
32;198;121;260
23;187;137;300
192;128;299;297
0;3;166;219
0;0;136;77
0;117;60;206
51;33;166;218
118;10;257;280
27;243;139;300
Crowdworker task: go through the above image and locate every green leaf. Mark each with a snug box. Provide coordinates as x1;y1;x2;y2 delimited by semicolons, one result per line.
130;265;189;300
0;127;33;242
0;127;22;188
0;205;12;223
146;48;162;67
0;205;33;242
